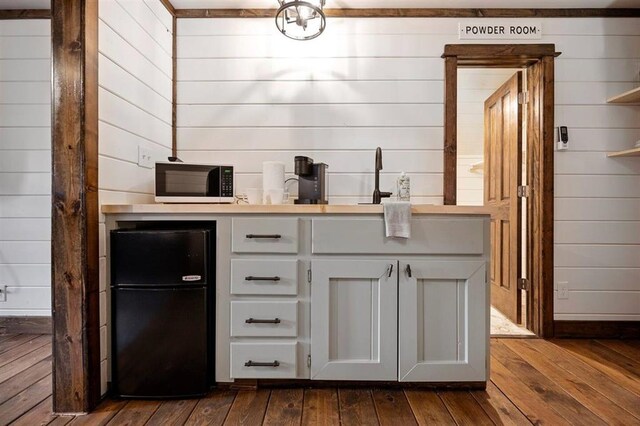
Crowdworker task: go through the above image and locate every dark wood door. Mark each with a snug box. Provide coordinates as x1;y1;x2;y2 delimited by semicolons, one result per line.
484;72;523;324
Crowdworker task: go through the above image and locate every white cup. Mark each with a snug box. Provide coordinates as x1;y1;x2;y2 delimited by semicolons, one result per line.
267;188;289;205
246;188;262;205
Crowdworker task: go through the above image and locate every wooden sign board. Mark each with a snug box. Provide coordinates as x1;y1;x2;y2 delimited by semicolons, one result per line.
459;21;542;39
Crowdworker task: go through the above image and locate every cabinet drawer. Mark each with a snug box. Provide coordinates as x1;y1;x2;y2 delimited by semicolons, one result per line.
231;301;298;337
231;342;297;379
231;259;298;296
312;218;485;255
232;218;298;253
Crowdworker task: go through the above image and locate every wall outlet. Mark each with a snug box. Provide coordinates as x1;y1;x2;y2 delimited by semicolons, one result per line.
138;146;154;169
557;281;569;299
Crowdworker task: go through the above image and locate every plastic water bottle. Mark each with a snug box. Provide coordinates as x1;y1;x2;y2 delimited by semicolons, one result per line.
397;172;410;201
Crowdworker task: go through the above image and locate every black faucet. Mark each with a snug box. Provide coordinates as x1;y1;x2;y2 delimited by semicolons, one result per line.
372;147;392;204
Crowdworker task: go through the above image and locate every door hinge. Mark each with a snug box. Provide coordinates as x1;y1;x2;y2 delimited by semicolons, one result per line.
307;354;311;368
518;91;529;104
518;278;530;291
307;268;312;284
517;185;531;198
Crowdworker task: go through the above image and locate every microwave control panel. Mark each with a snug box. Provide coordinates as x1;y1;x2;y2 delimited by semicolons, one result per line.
221;166;234;197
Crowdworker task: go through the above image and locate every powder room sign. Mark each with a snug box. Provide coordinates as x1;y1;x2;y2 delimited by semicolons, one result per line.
459;21;542;40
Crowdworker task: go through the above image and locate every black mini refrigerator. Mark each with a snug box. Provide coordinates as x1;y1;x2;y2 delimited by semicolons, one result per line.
110;226;215;398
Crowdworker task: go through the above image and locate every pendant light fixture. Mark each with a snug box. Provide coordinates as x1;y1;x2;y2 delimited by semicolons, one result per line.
275;0;326;41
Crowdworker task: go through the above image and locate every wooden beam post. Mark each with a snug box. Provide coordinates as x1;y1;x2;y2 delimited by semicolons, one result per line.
443;56;457;205
51;0;100;414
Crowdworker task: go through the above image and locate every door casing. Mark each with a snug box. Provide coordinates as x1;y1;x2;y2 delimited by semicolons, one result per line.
442;44;559;338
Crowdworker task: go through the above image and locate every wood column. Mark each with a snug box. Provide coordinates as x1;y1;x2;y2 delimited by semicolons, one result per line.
51;0;100;414
443;56;457;205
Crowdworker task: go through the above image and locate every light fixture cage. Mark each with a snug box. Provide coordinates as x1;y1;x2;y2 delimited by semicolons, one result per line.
275;0;327;41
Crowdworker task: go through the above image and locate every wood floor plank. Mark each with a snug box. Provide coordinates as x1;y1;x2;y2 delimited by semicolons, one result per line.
504;339;639;425
371;389;417;426
301;388;340;426
597;339;640;361
8;396;59;426
338;389;379;426
47;415;75;426
146;399;198;426
0;335;50;367
185;390;236;426
439;391;493;426
470;381;532;426
553;339;640;396
525;339;640;418
0;335;39;354
0;343;52;383
492;340;606;426
404;390;456;425
0;333;19;344
105;400;161;426
569;340;640;378
263;388;304;426
490;355;576;425
223;389;270;425
0;356;51;405
67;399;128;426
0;374;51;425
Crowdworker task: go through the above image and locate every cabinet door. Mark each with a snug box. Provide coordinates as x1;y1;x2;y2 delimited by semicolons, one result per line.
398;261;487;382
311;260;397;381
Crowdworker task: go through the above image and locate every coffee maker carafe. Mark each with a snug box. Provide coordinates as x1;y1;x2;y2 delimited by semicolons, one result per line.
294;156;328;205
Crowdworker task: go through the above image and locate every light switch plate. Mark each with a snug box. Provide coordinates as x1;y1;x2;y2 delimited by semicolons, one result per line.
138;146;154;169
557;281;569;299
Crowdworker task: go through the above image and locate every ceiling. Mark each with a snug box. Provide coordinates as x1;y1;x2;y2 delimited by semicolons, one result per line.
1;0;638;9
170;0;640;8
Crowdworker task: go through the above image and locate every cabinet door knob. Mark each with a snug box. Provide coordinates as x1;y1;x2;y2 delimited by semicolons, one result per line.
245;318;281;324
406;264;412;278
387;264;394;278
244;360;280;367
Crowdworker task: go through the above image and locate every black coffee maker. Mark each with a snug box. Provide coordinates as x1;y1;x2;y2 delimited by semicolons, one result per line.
294;156;328;205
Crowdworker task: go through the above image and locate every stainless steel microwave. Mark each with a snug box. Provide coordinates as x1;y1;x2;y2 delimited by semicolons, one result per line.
155;162;234;203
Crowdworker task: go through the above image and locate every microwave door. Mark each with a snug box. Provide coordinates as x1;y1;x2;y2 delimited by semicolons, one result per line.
206;168;220;197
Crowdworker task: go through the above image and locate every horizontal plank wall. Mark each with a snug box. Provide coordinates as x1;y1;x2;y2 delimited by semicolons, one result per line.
176;17;640;322
0;20;52;319
98;0;173;396
456;68;518;206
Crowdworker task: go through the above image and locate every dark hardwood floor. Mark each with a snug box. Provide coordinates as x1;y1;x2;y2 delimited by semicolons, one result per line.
1;335;640;425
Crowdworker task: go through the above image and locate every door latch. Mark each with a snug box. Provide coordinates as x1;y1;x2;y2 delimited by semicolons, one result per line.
518;278;530;291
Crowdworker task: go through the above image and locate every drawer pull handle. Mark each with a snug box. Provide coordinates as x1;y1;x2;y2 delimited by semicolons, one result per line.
406;264;412;278
245;317;281;324
245;276;281;282
246;234;282;239
245;360;280;368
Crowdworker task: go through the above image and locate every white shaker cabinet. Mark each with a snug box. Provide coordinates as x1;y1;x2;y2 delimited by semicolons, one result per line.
310;259;398;381
398;261;488;382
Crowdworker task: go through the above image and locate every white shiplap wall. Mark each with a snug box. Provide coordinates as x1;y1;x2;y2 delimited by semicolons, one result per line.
176;17;640;320
0;20;51;317
98;0;173;394
456;68;519;206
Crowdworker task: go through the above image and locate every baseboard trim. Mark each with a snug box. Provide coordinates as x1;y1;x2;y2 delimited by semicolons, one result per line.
0;316;52;335
554;320;640;339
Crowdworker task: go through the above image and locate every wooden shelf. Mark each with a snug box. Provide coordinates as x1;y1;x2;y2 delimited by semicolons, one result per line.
607;147;640;158
607;86;640;103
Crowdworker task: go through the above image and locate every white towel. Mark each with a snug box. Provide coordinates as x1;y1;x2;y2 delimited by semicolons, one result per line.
384;201;411;239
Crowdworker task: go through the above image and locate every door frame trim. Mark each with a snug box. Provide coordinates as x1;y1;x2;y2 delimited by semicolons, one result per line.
442;44;558;337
